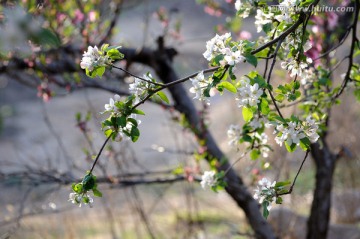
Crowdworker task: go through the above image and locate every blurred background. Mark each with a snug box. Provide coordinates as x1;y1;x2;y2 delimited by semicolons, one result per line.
0;0;360;238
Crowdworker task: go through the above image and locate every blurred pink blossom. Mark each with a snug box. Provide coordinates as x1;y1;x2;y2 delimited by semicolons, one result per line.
74;9;85;24
239;31;252;40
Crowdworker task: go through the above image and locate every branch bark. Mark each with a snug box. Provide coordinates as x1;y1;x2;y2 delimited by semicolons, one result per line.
306;142;336;239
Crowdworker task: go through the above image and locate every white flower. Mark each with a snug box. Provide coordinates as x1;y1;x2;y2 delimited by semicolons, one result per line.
274;122;305;146
254;9;274;33
68;193;80;204
235;79;263;108
249;115;268;129
303;40;312;52
69;192;93;207
104;94;121;111
129;74;153;103
274;0;298;24
224;50;245;66
301;68;316;85
260;147;270;158
235;0;253;18
203;33;231;61
80;46;109;72
281;57;313;77
235;0;242;11
253;177;276;209
189;71;212;104
200;171;217;189
104;98;115;111
303;116;319;143
227;124;241;146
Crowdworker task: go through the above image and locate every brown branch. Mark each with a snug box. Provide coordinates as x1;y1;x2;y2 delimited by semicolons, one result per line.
277;150;309;196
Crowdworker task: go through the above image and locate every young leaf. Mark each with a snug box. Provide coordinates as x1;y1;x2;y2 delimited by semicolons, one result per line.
242;107;253;122
217;81;237;93
245;54;258;67
262;201;270;219
250;149;260;160
285;142;297;152
92;188;103;197
116;116;127;128
299;137;311;151
130;126;140;142
156;91;170;104
82;174;95;191
132;109;145;115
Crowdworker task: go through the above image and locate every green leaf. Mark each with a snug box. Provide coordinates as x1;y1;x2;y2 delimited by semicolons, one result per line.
132;109;145;115
213;54;224;65
275;181;291;188
299;137;311;151
72;183;83;194
285;142;297;152
127;118;138;127
262;201;270;219
242;107;253;122
92;188;103;197
172;166;184;175
260;98;270;115
104;129;113;137
217;81;237;93
106;48;124;61
354;89;360;101
89;66;106;78
156;91;170;104
116;116;127;127
276;196;283;204
250;149;260;160
82;174;95;191
262;23;272;34
245;54;258;67
130;126;140;142
242;134;253;143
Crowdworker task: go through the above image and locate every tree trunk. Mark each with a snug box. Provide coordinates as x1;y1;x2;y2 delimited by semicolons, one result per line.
121;45;277;239
306;142;336;239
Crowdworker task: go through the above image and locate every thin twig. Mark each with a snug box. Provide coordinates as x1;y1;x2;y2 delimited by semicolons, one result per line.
277;150;309;196
89;134;112;174
109;64;165;86
333;0;359;99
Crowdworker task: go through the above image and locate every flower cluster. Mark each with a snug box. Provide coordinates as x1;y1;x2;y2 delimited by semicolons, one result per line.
129;74;155;103
249;115;270;129
274;116;319;147
255;133;270;158
103;94;141;142
80;46;110;72
189;71;213;104
235;0;255;18
303;116;320;143
275;0;299;24
300;68;316;86
200;171;217;189
253;177;277;211
274;122;304;146
281;57;313;78
203;33;245;67
69;173;102;207
227;124;242;146
254;9;274;33
235;78;263;108
69;192;94;207
227;122;270;158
